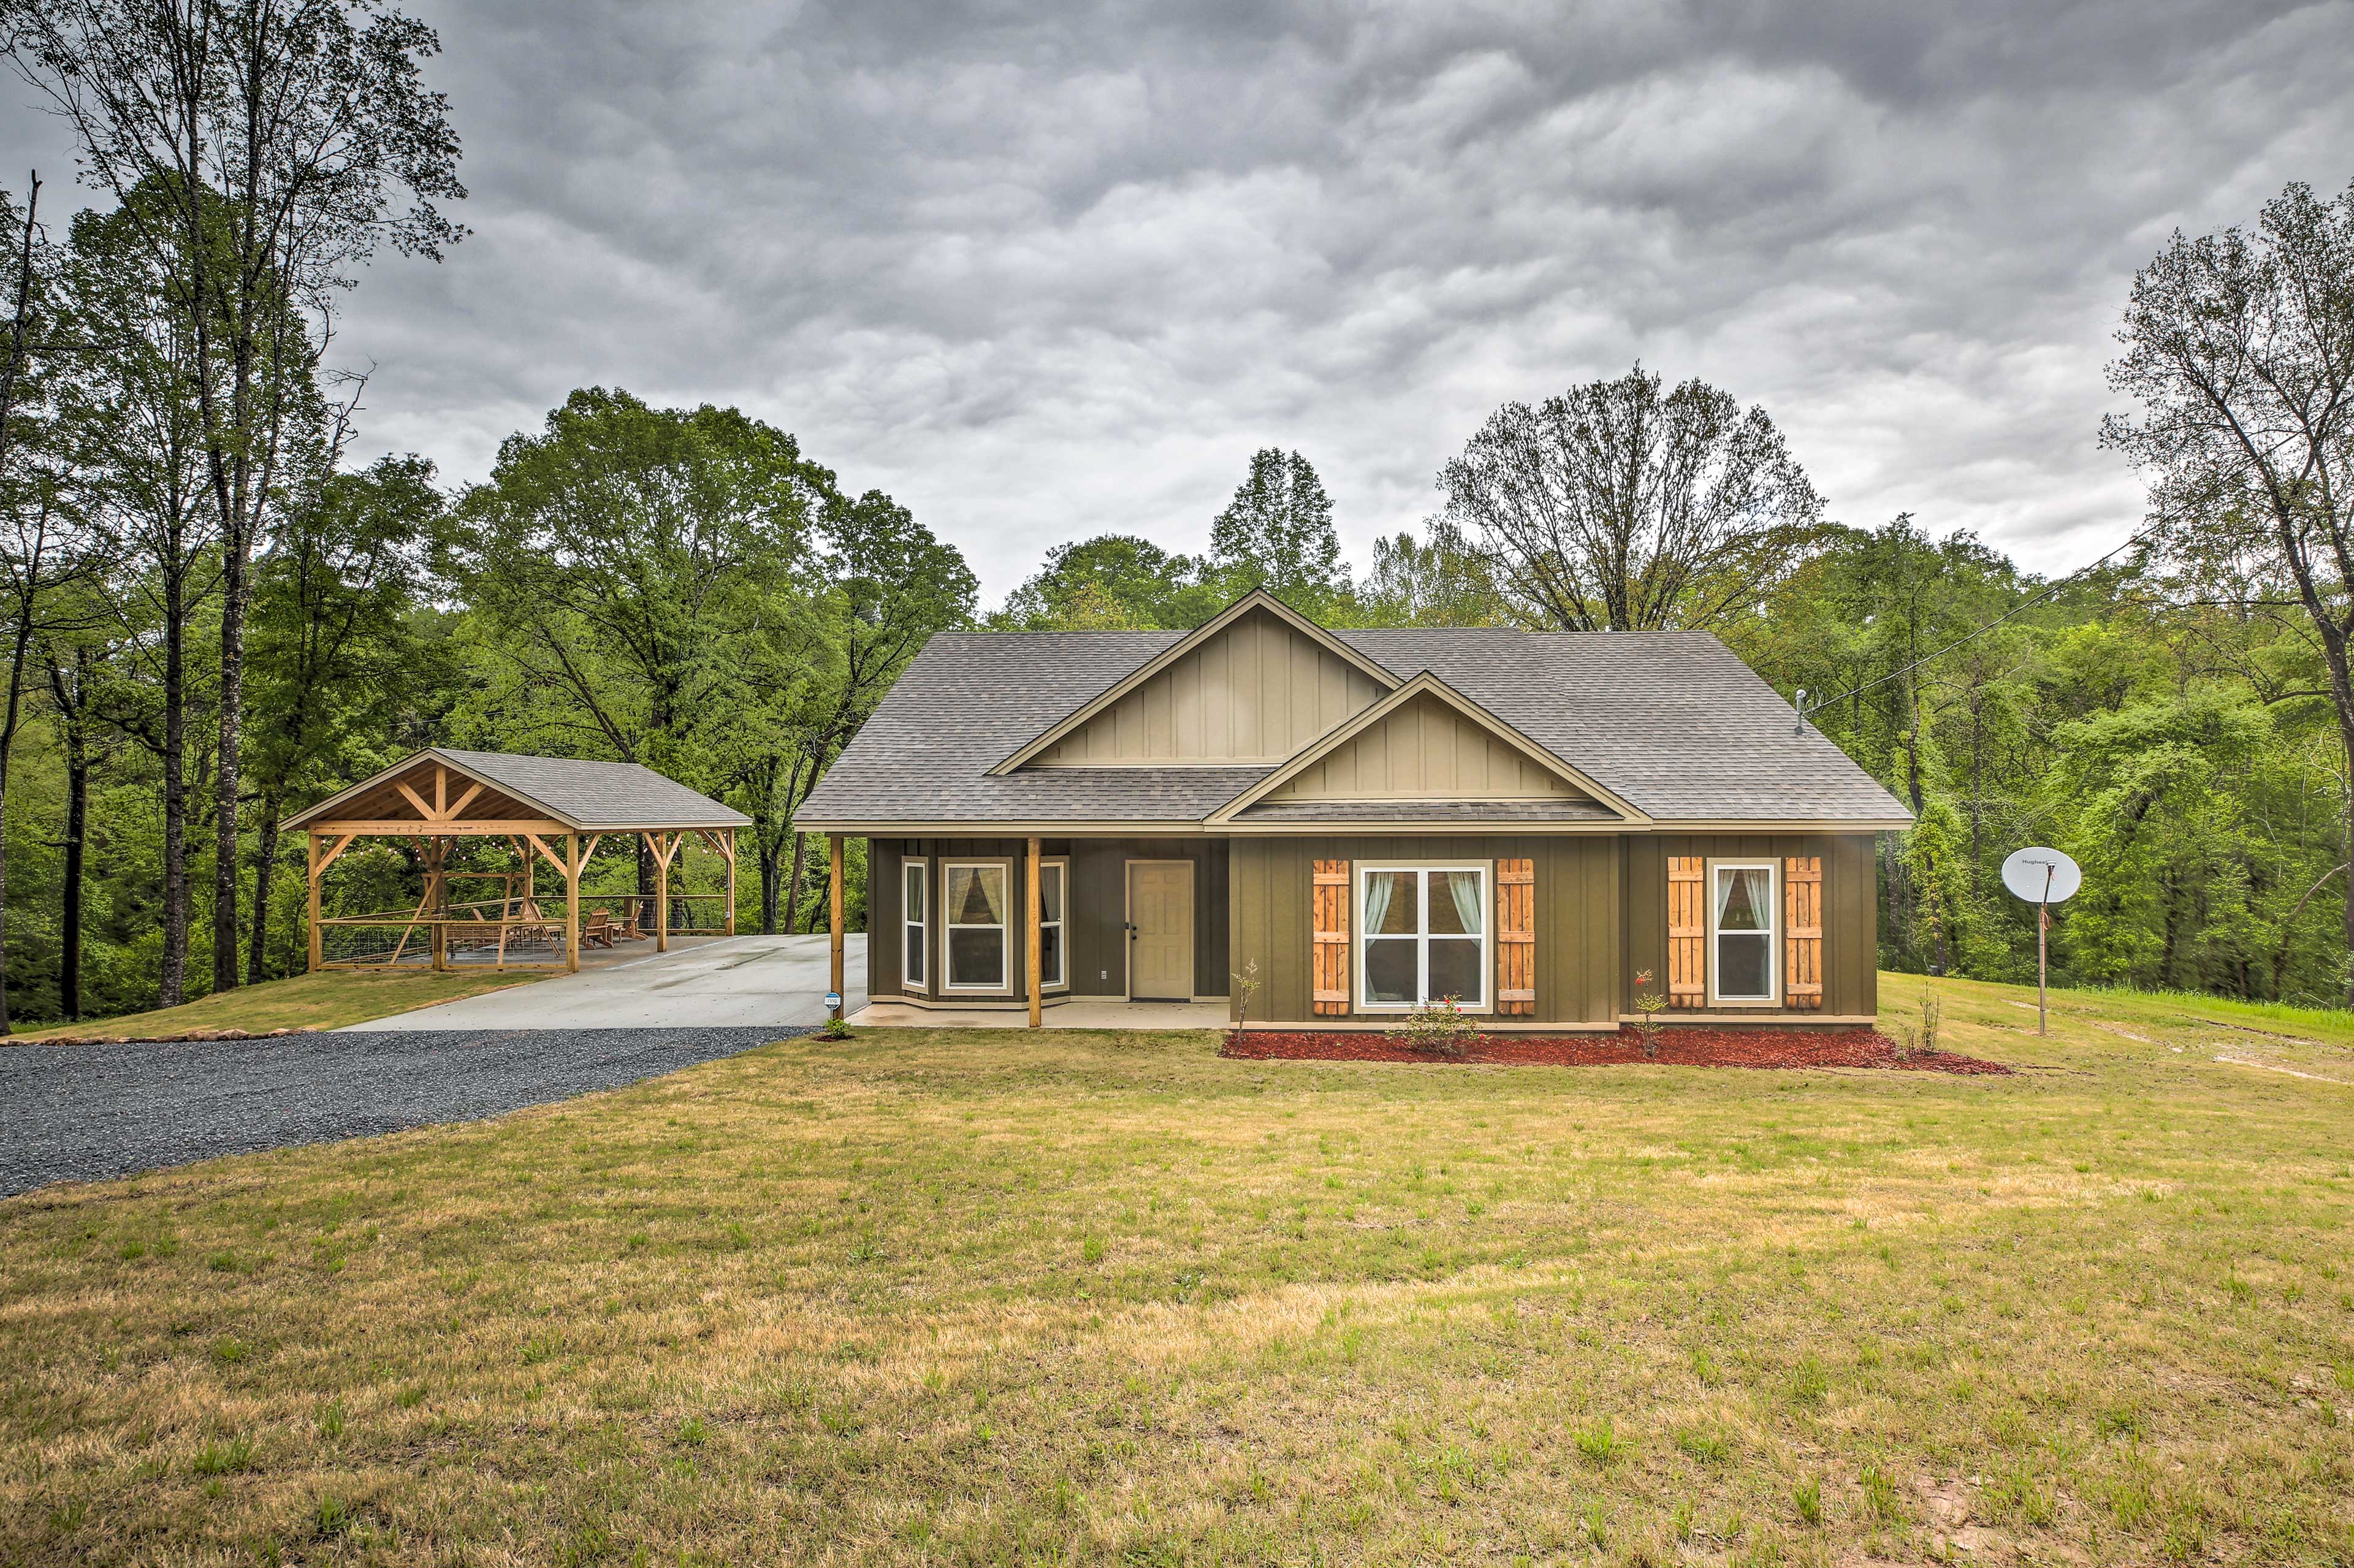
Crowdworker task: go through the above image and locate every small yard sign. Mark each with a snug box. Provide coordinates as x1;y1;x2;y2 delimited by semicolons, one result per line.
2001;847;2081;1037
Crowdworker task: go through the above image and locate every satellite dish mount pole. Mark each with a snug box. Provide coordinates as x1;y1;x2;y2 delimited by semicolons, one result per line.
2037;864;2052;1038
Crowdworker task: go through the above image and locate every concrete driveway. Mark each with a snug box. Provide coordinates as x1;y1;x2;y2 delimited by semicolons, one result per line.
348;934;867;1030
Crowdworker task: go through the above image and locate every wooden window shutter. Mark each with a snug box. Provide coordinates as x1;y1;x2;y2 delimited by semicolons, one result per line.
1312;859;1350;1016
1496;858;1535;1016
1784;856;1823;1009
1667;856;1706;1008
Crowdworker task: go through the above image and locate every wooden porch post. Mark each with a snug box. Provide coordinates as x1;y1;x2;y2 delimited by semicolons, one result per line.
1027;835;1043;1029
566;832;582;974
725;828;737;937
829;834;845;1019
306;832;322;973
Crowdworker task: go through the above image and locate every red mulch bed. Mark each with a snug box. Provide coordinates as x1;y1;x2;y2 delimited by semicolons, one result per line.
1222;1026;2010;1075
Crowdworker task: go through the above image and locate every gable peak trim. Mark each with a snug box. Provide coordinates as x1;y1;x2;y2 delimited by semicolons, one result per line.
987;588;1400;776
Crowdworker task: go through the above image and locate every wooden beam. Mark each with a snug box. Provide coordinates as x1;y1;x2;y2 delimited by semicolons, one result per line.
314;832;360;879
522;832;571;880
307;834;323;973
566;832;582;974
304;818;571;838
1027;835;1042;1030
446;781;484;819
435;764;447;816
429;838;448;972
395;781;435;820
829;834;845;1019
725;828;737;937
653;830;673;953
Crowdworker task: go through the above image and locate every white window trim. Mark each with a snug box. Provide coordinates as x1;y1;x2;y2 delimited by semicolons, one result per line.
940;858;1013;992
1707;858;1779;1006
1355;861;1492;1014
1040;856;1071;992
902;859;928;992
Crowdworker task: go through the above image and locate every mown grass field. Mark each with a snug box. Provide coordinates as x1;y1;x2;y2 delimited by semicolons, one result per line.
2;972;2350;1566
6;969;544;1045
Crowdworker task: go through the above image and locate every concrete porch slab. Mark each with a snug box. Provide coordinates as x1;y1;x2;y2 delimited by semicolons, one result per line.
848;999;1228;1031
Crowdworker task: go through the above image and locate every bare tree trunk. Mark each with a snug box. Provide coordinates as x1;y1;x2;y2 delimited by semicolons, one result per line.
59;671;86;1020
245;796;282;986
0;609;32;1034
213;556;246;991
785;831;807;935
159;582;189;1009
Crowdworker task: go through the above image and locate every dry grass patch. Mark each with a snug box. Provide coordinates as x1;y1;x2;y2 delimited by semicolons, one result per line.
2;975;2352;1564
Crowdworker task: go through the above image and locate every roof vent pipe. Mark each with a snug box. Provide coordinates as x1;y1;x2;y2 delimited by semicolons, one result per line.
1793;688;1809;736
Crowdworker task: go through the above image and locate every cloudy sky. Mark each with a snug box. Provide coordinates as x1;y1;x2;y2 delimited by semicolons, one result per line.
8;1;2353;603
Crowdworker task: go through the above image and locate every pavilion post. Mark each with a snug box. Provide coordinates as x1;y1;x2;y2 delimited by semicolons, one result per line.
725;828;737;937
829;834;845;1019
306;833;322;973
1027;835;1043;1029
655;831;672;953
566;831;582;973
429;837;448;972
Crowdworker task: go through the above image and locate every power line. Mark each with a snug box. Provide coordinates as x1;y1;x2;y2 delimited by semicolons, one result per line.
1796;522;2162;731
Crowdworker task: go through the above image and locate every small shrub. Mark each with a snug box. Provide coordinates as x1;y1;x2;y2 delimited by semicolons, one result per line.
819;1016;851;1040
1231;959;1262;1030
1631;970;1669;1059
1392;995;1478;1059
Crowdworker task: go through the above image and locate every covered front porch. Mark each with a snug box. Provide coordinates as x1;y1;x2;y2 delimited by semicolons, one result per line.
826;834;1230;1029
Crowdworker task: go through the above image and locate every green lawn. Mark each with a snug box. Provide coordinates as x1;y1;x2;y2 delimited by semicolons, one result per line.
6;969;545;1043
2;973;2350;1564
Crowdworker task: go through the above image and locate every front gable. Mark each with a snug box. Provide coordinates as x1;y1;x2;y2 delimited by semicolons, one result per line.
996;592;1396;771
1264;690;1587;801
1209;672;1649;826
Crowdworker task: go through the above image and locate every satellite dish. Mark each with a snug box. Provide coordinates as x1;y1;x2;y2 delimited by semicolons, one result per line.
2002;847;2081;905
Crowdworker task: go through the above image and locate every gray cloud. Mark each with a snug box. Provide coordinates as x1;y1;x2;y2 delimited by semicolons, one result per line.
8;0;2352;598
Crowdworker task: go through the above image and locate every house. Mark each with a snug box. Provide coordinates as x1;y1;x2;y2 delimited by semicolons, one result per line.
795;591;1911;1029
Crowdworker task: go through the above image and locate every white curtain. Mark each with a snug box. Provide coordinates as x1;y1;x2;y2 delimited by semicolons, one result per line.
1363;870;1396;935
1446;869;1481;934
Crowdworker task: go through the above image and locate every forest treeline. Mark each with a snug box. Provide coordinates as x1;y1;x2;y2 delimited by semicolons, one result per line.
6;5;2353;1026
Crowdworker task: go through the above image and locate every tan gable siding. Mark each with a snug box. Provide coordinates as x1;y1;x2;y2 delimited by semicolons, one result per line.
1034;607;1385;764
1265;691;1583;800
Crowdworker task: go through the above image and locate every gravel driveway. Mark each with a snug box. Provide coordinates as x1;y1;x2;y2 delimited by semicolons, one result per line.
0;1026;807;1198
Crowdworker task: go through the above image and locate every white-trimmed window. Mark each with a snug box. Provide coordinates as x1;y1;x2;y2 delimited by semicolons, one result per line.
1040;857;1070;990
902;860;927;991
942;860;1010;991
1357;864;1489;1011
1710;861;1777;1003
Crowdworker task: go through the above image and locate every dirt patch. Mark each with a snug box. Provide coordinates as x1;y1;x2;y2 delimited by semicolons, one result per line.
1222;1026;2011;1074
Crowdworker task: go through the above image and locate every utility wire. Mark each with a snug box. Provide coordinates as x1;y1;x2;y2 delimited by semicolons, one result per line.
1796;522;2163;730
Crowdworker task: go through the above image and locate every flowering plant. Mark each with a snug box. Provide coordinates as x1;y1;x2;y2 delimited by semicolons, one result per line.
1393;994;1478;1059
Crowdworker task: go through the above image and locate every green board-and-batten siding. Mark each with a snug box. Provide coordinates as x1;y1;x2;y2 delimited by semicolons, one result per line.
1622;833;1878;1018
1228;835;1621;1025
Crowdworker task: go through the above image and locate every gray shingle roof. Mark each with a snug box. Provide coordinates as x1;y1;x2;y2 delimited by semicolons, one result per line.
284;747;750;832
435;750;751;829
797;626;1909;829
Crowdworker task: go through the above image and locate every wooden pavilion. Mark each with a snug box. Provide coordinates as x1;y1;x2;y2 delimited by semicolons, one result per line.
283;748;752;973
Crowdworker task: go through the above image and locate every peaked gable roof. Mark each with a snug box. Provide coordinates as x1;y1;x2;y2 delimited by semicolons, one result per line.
284;747;752;833
796;625;1913;831
989;590;1398;775
1207;672;1647;826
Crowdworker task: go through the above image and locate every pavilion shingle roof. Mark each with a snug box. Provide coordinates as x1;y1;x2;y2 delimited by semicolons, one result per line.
284;747;750;832
796;626;1910;829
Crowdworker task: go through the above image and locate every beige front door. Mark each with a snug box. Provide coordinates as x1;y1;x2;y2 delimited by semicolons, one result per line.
1126;861;1194;1000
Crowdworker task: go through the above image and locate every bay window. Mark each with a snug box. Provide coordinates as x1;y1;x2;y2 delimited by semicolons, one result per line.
942;861;1009;991
1710;862;1777;1003
1358;864;1488;1010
